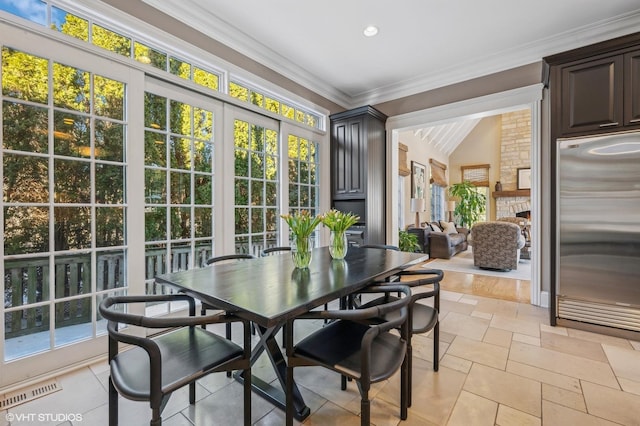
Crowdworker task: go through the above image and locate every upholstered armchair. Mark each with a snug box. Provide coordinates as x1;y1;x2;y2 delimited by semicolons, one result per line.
470;221;525;271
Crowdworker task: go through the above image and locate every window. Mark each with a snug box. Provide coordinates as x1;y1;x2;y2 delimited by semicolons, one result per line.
461;164;490;187
287;133;320;244
2;46;129;360
0;1;224;95
0;7;328;387
143;90;217;294
430;185;445;222
234;118;279;255
229;80;322;130
429;159;447;222
461;164;490;222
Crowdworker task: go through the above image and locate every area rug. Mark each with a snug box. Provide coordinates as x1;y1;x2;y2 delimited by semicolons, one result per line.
424;250;531;281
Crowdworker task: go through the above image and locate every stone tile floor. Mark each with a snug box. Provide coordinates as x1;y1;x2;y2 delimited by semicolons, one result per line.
3;285;640;425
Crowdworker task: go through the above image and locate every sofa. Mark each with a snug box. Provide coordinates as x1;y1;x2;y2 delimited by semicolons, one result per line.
407;221;469;259
470;221;525;271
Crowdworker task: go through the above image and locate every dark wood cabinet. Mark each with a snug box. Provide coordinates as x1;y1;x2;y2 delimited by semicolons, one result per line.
560;55;623;134
330;106;387;244
546;33;640;138
624;49;640;125
332;115;365;198
545;32;640;328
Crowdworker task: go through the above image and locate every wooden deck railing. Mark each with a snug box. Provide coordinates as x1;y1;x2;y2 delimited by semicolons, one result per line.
4;240;280;339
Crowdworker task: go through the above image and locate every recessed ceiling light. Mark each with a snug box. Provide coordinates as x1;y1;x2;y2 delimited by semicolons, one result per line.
363;25;378;37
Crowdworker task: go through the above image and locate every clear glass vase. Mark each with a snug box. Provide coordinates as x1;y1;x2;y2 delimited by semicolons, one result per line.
291;236;312;268
329;230;348;260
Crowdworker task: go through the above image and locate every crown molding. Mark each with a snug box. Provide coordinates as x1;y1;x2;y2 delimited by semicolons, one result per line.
138;2;640;109
353;10;640;107
140;0;352;108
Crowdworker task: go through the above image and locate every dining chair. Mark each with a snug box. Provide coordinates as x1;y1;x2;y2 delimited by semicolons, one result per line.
203;254;258;337
359;244;400;251
284;284;412;426
99;293;252;426
358;245;443;406
260;245;329;340
261;246;291;256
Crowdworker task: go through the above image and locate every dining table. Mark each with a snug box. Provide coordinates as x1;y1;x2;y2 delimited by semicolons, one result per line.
155;245;428;420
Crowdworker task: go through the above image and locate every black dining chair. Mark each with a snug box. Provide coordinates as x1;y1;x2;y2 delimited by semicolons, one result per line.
285;284;412;426
261;246;291;256
359;244;400;251
260;245;329;341
358;245;443;406
203;254;258;337
99;293;252;426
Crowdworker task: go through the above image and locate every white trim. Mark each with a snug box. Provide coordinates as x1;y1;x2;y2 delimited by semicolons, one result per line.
0;22;142;387
387;84;544;130
139;0;352;108
54;0;330;118
353;11;640;107
540;291;550;309
137;2;640;108
386;84;545;306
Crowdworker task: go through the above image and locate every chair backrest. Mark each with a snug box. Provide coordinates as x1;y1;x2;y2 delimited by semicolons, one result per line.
471;221;521;247
360;244;400;251
261;246;291;256
471;221;524;270
497;216;526;229
205;253;257;265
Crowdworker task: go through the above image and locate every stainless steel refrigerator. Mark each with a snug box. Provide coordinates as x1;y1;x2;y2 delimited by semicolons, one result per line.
556;131;640;333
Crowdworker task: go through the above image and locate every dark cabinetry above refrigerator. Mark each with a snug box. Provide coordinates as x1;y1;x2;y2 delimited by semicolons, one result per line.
544;32;640;139
545;31;640;339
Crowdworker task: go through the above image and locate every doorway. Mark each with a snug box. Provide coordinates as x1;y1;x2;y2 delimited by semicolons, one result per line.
385;84;545;307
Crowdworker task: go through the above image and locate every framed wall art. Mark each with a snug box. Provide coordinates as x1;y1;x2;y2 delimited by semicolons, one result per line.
517;167;531;190
411;161;426;199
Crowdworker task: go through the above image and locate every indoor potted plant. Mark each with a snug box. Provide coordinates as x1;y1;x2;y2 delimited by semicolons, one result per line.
449;180;487;228
399;229;421;252
281;210;323;268
322;209;360;260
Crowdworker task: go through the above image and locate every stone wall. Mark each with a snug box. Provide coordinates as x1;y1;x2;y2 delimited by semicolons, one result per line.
497;110;531;218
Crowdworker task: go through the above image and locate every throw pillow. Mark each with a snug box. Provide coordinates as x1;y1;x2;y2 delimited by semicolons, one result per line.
430;222;442;232
439;221;458;235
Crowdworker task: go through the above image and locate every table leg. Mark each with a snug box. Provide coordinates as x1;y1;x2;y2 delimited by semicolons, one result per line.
234;324;311;421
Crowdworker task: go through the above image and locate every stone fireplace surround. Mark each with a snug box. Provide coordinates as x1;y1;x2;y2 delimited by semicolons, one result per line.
494;110;531;219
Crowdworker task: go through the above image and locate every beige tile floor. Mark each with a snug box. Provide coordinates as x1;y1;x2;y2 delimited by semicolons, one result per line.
3;273;640;426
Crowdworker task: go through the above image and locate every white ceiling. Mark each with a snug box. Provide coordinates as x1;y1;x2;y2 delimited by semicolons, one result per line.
142;0;640;109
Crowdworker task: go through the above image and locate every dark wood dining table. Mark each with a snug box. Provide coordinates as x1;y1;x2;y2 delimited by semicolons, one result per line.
156;246;428;420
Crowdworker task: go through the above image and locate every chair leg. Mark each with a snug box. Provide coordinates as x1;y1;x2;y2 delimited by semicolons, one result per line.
150;406;161;426
189;382;195;405
200;306;207;329
407;340;413;407
433;321;440;372
341;375;347;390
109;377;118;426
226;322;232;377
401;353;409;420
360;390;370;426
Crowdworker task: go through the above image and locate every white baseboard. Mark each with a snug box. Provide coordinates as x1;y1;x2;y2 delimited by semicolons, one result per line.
539;291;550;308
